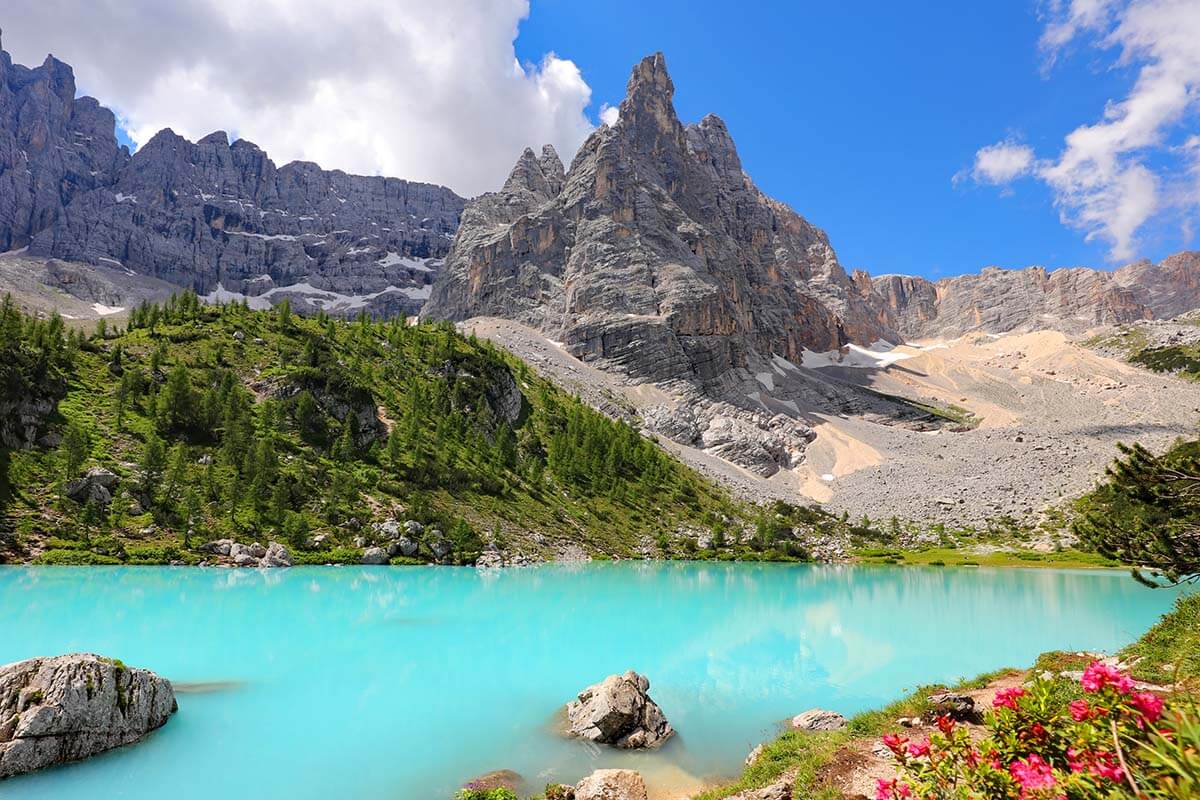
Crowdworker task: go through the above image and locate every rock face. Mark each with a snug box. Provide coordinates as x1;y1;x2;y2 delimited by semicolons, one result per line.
572;769;649;800
565;670;673;749
425;52;889;382
872;252;1200;340
423;53;951;476
0;39;465;319
0;653;177;779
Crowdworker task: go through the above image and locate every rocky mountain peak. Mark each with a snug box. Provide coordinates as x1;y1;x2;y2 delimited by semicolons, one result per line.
619;51;680;139
501;146;564;202
197;130;231;146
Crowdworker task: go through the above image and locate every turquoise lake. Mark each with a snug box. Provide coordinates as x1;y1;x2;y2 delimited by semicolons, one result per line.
0;563;1185;799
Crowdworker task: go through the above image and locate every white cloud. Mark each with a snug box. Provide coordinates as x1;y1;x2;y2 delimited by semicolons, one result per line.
968;140;1036;184
599;103;620;126
2;0;599;197
969;0;1200;260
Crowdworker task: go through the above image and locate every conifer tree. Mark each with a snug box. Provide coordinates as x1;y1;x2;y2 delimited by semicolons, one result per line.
1076;440;1200;587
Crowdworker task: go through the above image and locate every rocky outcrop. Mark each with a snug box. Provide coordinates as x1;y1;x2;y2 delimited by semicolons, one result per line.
64;467;118;506
871;252;1200;340
197;539;291;568
790;708;847;731
565;670;673;749
0;653;176;779
423;53;953;476
0;40;465;319
0;35;126;253
0;395;58;450
425;53;889;379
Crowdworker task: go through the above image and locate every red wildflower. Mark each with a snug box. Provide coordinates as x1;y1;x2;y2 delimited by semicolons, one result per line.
1081;661;1134;694
907;738;931;758
937;714;955;735
993;686;1025;709
875;779;911;799
1130;691;1164;724
1069;699;1091;721
882;733;908;756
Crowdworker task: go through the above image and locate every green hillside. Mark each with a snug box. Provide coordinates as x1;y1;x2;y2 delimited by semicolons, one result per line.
0;292;760;565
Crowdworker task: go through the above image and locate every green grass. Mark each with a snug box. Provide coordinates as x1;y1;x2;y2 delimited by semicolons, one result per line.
691;729;848;800
853;546;1121;570
1120;593;1200;687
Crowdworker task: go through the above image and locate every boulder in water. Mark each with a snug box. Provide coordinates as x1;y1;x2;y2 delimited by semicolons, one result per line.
0;653;176;779
565;670;673;749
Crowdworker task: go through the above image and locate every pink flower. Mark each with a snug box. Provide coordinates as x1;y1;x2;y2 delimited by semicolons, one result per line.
1069;699;1091;721
1081;661;1134;694
906;738;931;758
1130;691;1164;724
993;686;1026;709
1090;751;1124;783
882;733;908;756
1010;754;1057;792
875;779;912;799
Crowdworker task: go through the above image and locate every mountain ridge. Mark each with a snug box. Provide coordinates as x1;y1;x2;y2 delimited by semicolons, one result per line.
0;36;464;318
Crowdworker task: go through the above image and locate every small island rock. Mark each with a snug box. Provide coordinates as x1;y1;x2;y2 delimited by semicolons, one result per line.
0;653;176;779
565;671;673;749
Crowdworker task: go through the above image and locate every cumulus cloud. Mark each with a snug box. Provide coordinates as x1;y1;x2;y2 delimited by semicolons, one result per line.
2;0;600;196
966;139;1036;184
967;0;1200;260
599;103;621;127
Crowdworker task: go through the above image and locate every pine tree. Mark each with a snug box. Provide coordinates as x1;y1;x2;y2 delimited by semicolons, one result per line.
1075;440;1200;587
59;421;90;484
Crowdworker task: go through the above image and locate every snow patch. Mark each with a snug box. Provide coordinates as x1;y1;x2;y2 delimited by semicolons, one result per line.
92;303;125;316
114;193;137;203
801;341;915;369
376;252;435;272
754;371;775;392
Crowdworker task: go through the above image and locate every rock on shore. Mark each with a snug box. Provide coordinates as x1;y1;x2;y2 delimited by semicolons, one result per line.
565;671;673;749
571;769;648;800
0;653;177;779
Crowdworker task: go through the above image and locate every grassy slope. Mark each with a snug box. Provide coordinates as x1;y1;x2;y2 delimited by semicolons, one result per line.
3;299;748;564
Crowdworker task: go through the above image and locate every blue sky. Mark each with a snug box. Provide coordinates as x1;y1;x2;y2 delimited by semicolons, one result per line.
517;0;1195;278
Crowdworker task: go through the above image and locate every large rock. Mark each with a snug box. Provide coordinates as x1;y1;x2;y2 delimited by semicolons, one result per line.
573;769;648;800
565;671;673;749
0;653;176;779
386;538;417;559
63;467;119;506
790;708;847;731
924;692;978;723
260;542;292;568
361;547;388;565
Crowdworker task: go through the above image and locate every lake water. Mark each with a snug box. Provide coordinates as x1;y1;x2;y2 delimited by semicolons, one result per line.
0;563;1184;799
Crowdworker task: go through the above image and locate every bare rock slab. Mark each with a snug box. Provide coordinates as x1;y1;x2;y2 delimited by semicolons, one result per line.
0;653;177;779
565;670;673;749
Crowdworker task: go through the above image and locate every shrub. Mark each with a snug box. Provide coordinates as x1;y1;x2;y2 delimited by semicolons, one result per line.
884;661;1178;799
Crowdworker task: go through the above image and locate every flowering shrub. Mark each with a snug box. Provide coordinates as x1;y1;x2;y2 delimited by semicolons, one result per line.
878;661;1178;799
